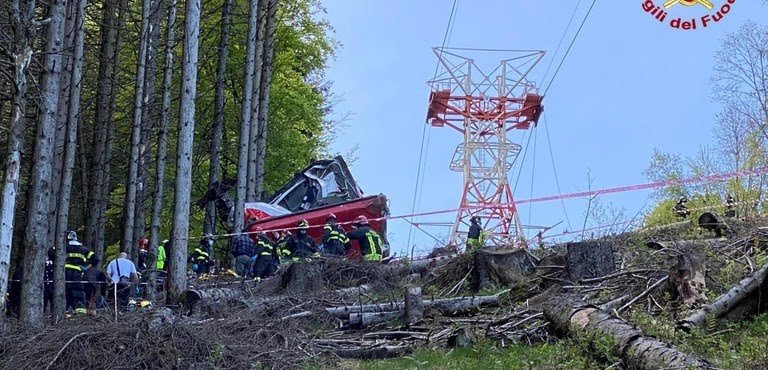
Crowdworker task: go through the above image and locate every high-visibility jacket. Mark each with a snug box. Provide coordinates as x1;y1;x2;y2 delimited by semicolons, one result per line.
256;235;275;256
66;245;87;272
287;233;318;259
348;226;382;262
322;223;349;255
467;223;484;250
190;246;210;263
156;245;166;270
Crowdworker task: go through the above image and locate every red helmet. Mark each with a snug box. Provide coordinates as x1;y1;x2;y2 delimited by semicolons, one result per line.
356;215;369;225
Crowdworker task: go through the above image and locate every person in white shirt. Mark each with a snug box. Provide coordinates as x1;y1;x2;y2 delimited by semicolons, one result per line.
106;252;139;310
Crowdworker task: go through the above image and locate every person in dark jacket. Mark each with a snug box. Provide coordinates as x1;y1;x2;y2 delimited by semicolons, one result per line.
230;233;257;277
466;216;484;251
322;213;350;257
190;234;213;275
286;220;319;261
724;194;736;218
253;229;278;278
7;265;22;317
65;239;88;314
674;196;690;219
347;216;383;262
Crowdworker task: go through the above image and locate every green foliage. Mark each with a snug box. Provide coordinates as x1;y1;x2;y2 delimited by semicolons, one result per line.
347;339;605;370
644;193;721;227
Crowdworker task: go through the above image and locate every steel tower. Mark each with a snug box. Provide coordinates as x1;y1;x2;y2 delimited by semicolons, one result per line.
425;47;545;249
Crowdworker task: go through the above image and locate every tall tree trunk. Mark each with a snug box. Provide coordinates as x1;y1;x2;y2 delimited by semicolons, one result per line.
132;0;162;262
122;0;154;257
168;0;201;304
204;0;233;235
52;0;86;321
86;0;118;259
234;0;261;233
0;0;37;319
148;0;176;302
21;0;59;324
254;0;279;200
246;0;268;202
48;0;76;251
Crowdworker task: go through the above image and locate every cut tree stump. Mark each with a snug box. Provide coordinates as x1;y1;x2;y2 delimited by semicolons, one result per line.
670;254;707;307
566;241;615;281
542;294;709;369
473;249;535;290
404;286;423;325
678;263;768;331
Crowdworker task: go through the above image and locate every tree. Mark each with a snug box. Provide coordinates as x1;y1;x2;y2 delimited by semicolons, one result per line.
205;0;233;234
168;0;201;304
246;0;268;202
0;0;37;319
234;0;261;232
122;0;154;259
149;0;177;301
253;0;279;200
51;0;87;320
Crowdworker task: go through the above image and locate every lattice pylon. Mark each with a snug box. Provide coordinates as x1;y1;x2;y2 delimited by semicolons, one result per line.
425;47;545;249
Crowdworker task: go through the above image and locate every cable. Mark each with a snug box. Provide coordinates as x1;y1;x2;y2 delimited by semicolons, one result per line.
513;129;535;194
527;125;538;239
543;0;598;96
542;112;572;230
541;0;584;84
406;0;459;253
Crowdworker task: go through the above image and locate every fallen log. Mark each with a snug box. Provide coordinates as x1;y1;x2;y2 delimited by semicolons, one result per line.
349;311;402;327
177;288;248;311
542;294;708;369
326;289;509;319
334;284;372;298
678;263;768;331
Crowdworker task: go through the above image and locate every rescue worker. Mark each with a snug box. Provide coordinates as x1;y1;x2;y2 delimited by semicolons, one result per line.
286;220;319;261
65;238;88;314
347;216;383;262
68;231;97;270
674;196;690;219
230;231;257;277
466;216;484;251
253;228;278;278
137;238;149;271
724;194;736;218
274;231;292;265
322;213;350;257
190;234;213;274
156;239;169;271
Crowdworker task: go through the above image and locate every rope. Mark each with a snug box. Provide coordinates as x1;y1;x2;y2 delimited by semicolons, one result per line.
543;0;598;96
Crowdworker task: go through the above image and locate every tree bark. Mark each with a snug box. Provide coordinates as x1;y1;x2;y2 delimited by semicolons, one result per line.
670;254;707;308
246;0;268;201
253;0;279;200
404;286;423;324
326;290;509;319
0;0;37;318
542;294;708;369
148;0;177;302
48;0;76;249
678;263;768;331
234;0;261;232
132;0;163;262
52;0;86;321
349;311;402;328
21;0;58;324
205;0;233;234
122;0;154;257
168;0;201;304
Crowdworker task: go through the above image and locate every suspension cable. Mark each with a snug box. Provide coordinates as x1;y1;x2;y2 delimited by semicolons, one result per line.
406;0;459;254
543;0;598;96
542;112;572;230
541;0;584;84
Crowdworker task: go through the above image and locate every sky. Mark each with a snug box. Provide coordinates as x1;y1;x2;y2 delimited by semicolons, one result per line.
320;0;768;257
